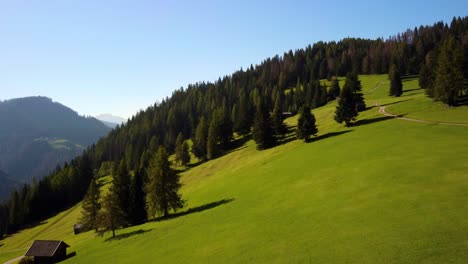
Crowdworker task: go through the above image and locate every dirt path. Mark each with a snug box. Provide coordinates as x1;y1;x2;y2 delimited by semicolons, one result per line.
3;255;23;264
377;104;468;127
366;81;385;94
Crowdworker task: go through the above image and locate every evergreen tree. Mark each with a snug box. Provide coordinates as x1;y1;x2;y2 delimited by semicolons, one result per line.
252;99;275;150
192;116;208;161
112;159;131;223
329;77;341;100
235;90;252;135
145;146;184;218
97;192;126;237
389;63;403;96
434;36;464;106
207;115;221;160
345;72;366;111
80;175;101;231
296;106;318;142
271;97;287;137
175;133;190;166
335;77;358;126
418;64;431;90
129;169;147;225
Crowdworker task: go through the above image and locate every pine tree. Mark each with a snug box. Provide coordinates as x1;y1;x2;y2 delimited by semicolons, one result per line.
175;133;190;166
252;99;275;150
192;117;208;161
434;36;464;106
145;146;184;218
112;159;131;223
207;115;220;160
329;77;341;100
389;63;403;97
296;106;318;142
97;192;126;237
129;169;147;225
346;72;366;111
271;97;287;137
235;90;252;135
335;77;358;127
80;176;101;231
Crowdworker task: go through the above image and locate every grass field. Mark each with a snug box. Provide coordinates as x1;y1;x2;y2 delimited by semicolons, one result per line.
1;75;467;263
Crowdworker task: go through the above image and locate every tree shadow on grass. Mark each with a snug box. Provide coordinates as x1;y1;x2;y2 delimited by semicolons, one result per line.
403;88;423;93
380;98;413;107
153;198;235;223
353;116;398;126
308;130;352;143
105;229;154;242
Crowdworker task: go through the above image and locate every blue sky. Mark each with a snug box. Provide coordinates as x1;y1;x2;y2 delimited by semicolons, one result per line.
0;0;466;119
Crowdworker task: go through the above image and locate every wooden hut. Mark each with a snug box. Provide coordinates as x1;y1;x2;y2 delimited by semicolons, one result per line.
24;240;70;263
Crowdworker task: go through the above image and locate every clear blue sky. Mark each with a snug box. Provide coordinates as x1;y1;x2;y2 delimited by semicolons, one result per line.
0;0;466;119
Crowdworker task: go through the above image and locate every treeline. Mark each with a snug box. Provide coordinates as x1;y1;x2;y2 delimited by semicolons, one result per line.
418;18;468;105
1;16;467;239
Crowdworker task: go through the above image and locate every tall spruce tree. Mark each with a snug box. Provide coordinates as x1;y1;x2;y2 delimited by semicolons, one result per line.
329;77;341;100
175;133;190;166
112;159;131;223
235;90;252;135
80;175;101;231
145;146;184;218
296;106;318;142
335;77;358;126
389;63;403;96
345;72;366;111
129;169;147;224
192;116;208;161
252;99;275;150
271;96;287;137
207;115;221;160
434;36;464;106
97;192;126;237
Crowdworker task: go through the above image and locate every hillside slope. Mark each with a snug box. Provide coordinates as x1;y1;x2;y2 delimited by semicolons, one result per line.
0;96;110;197
1;75;467;263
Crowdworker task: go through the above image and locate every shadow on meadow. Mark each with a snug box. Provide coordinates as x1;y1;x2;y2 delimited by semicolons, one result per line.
353;116;399;126
153;198;235;223
380;98;413;107
105;229;154;242
308;130;353;143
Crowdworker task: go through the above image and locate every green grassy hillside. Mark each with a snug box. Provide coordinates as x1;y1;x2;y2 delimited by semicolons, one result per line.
1;75;467;263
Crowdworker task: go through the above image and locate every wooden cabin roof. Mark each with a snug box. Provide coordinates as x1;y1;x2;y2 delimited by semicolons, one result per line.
24;240;70;257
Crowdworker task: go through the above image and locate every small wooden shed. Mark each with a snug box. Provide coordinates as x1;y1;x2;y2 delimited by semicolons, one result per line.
24;240;70;263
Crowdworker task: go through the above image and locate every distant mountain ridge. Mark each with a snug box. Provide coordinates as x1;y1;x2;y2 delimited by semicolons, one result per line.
96;113;126;128
0;96;110;197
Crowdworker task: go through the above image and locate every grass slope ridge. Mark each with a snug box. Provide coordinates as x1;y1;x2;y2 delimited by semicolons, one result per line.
1;75;468;263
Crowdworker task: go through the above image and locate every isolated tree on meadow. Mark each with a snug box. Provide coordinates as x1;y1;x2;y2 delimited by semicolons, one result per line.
389;63;403;97
296;106;318;142
175;133;190;166
345;72;366;111
145;146;184;218
80;175;101;231
252;99;275;150
335;77;358;127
